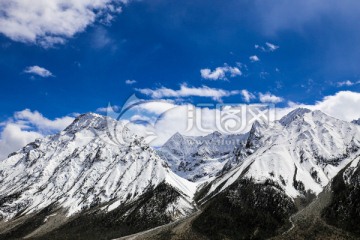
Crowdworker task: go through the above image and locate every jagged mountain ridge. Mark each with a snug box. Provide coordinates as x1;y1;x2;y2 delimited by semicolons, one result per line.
115;109;360;240
200;109;360;202
0;113;197;224
157;131;247;182
1;108;360;239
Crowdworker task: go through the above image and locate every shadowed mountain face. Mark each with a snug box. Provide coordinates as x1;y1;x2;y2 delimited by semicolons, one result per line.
192;179;297;240
322;157;360;236
0;109;360;239
352;118;360;125
0;183;188;240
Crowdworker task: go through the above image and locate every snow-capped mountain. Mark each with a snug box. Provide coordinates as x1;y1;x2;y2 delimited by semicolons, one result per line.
127;109;360;240
1;108;360;239
0;113;197;230
201;108;360;201
157;131;247;182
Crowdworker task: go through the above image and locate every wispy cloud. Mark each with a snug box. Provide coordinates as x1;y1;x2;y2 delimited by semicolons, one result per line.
241;90;256;102
249;55;260;62
259;92;284;103
91;27;115;49
137;84;240;101
266;42;279;51
337;80;360;87
125;79;137;85
255;42;279;52
24;66;53;78
200;64;241;80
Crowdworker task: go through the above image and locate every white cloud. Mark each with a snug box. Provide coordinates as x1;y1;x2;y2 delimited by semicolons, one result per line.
249;55;260;62
24;66;53;77
112;90;360;147
0;123;43;160
337;80;360;87
265;42;279;51
0;0;125;47
137;84;240;101
147;91;360;146
254;44;262;50
96;100;177;117
134;101;177;114
96;105;121;113
2;91;360;160
0;109;74;160
14;109;74;133
283;91;360;122
255;42;279;52
259;92;284;103
125;79;137;85
241;90;256;102
200;64;242;80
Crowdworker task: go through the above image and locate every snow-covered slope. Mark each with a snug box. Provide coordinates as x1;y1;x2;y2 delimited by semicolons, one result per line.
0;113;197;222
201;108;360;201
157;131;247;182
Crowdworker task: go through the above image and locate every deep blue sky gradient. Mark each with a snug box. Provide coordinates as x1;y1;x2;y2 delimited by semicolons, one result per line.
1;0;360;121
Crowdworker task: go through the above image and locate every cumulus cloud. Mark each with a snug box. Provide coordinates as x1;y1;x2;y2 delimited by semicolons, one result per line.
140;91;360;146
125;79;137;85
0;0;125;47
259;92;284;103
200;64;242;80
133;101;177;114
0;109;74;160
249;55;260;62
0;123;43;160
283;91;360;122
2;91;360;159
137;84;240;101
97;90;360;147
13;109;74;133
24;66;53;77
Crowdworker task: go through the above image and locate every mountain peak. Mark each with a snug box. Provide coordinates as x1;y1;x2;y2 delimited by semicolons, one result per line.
280;108;311;126
75;112;104;120
206;131;222;138
64;112;112;132
173;131;183;137
162;132;185;148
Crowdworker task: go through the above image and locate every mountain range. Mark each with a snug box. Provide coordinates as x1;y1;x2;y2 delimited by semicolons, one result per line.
0;109;359;239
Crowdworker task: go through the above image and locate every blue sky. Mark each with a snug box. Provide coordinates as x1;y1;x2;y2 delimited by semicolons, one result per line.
1;0;360;158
